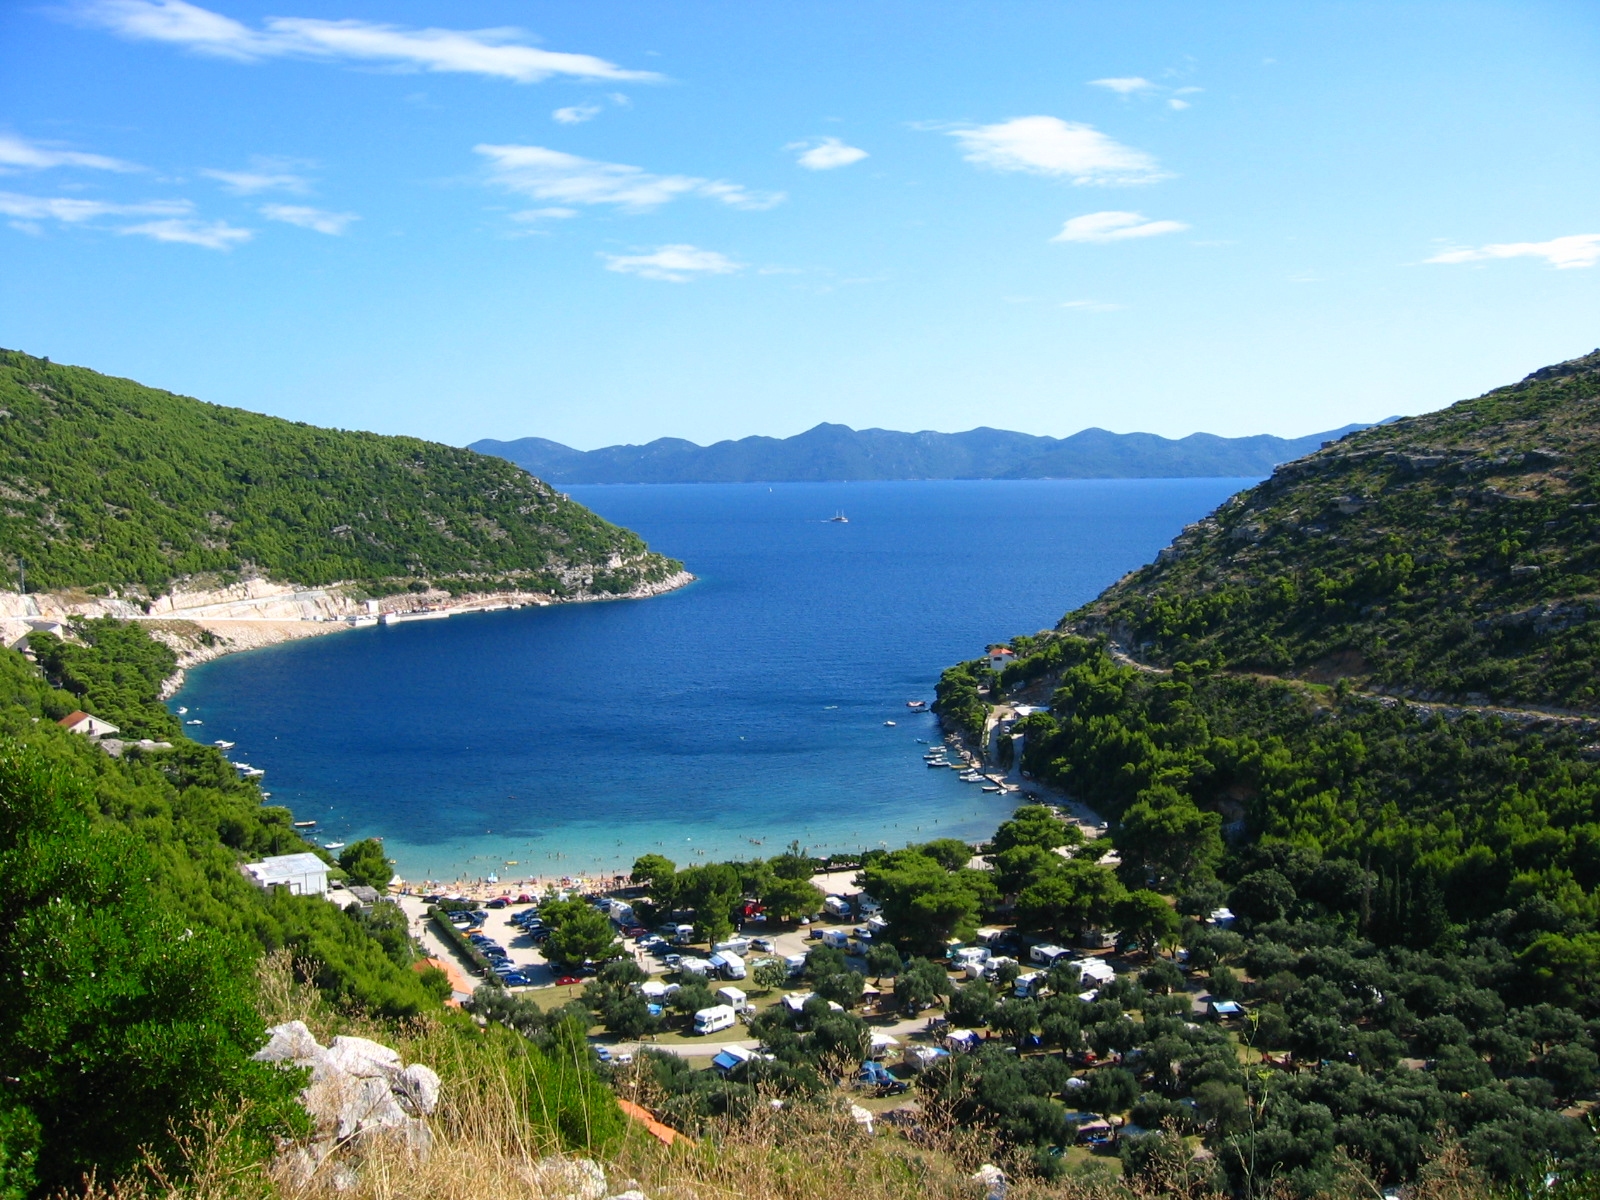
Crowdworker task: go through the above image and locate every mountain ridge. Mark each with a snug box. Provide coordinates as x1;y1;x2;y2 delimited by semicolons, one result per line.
471;419;1382;485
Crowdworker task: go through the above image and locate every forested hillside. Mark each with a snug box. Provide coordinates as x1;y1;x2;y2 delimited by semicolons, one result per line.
929;350;1600;1190
0;350;680;596
1074;348;1600;709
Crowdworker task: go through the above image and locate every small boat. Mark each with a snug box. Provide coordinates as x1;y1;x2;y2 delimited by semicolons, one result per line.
214;739;235;750
982;784;1003;793
323;841;345;850
926;759;949;768
829;511;849;523
176;706;188;715
293;820;317;828
185;719;203;725
906;700;928;710
884;720;897;727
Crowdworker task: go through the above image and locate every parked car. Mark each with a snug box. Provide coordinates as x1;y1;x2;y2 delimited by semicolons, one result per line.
515;893;535;904
487;897;510;909
554;975;582;986
501;972;532;986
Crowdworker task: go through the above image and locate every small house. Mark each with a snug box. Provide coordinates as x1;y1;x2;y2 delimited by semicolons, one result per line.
57;711;120;739
243;852;329;897
1209;999;1245;1021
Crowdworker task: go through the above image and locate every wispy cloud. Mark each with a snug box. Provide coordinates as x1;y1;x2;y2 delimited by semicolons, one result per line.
1088;77;1155;95
601;244;743;282
1426;233;1600;270
202;163;312;194
510;206;579;222
789;137;868;170
261;203;356;234
1052;211;1188;243
0;192;187;223
71;0;661;83
119;217;252;248
0;190;250;248
552;103;602;124
947;116;1167;186
1168;99;1190;111
1060;299;1126;311
476;144;783;212
0;131;139;173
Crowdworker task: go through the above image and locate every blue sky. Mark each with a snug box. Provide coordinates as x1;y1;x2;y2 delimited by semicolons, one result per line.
1;2;1596;449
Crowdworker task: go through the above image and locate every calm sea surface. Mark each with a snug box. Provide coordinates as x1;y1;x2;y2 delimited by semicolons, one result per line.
170;479;1252;883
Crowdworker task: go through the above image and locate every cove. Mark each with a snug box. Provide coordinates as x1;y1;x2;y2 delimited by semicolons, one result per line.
170;477;1253;882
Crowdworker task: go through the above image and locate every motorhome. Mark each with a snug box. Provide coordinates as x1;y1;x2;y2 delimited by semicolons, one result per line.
693;1004;738;1035
1014;970;1043;998
824;895;852;918
1030;943;1071;966
713;936;752;956
715;986;749;1012
820;929;851;951
708;951;746;980
672;924;696;945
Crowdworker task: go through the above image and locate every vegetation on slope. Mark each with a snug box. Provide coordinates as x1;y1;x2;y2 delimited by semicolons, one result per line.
921;351;1600;1190
1073;349;1600;709
0;349;680;596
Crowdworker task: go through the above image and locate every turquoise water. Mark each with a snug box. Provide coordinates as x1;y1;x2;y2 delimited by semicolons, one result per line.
170;478;1251;883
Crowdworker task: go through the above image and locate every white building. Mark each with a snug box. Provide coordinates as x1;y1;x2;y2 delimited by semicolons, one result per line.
58;711;120;738
244;852;329;897
986;646;1016;673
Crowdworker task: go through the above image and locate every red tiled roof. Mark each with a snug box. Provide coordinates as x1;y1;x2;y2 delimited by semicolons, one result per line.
57;711;92;728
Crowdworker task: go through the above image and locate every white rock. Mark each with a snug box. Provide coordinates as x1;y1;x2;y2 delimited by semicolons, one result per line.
393;1062;442;1115
325;1035;403;1079
303;1073;408;1140
254;1020;325;1065
530;1156;607;1200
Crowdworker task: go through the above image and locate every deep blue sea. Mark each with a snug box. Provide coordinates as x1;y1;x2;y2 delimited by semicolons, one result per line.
170;479;1252;884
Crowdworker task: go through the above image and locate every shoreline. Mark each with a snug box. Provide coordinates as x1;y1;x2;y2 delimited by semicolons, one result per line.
1;570;695;699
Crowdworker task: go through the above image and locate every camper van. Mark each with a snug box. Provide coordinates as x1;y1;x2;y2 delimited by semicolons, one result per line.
672;924;696;945
1014;970;1043;998
1030;943;1071;966
715;986;749;1012
693;1004;738;1035
823;895;852;919
708;951;746;980
820;929;851;951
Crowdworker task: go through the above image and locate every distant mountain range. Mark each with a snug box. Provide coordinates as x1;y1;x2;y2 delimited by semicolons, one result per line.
469;421;1382;485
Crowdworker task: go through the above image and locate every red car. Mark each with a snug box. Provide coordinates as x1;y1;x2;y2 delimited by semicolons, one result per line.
516;893;535;905
554;975;582;986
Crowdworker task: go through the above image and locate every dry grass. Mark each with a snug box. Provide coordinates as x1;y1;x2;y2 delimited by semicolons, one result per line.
77;956;1511;1200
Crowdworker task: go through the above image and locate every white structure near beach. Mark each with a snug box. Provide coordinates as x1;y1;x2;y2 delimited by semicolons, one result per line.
58;711;120;738
244;852;329;897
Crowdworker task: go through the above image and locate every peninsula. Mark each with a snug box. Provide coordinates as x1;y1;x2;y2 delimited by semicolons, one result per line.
0;349;690;680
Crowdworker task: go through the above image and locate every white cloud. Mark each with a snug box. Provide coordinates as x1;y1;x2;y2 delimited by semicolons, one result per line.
510;206;579;222
1060;299;1125;311
73;0;661;82
475;143;783;212
0;191;188;222
552;103;602;124
120;217;252;248
202;165;312;194
790;137;868;170
1088;77;1155;94
1051;210;1189;243
948;116;1166;185
0;132;139;173
1168;99;1190;111
261;203;356;234
601;244;743;282
0;190;250;248
1426;233;1600;270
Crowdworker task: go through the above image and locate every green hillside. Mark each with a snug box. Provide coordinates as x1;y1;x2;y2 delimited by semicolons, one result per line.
930;350;1600;1190
1073;348;1600;709
0;349;680;596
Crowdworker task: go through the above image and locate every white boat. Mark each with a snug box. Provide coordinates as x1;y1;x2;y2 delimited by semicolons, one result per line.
176;707;187;715
323;841;345;850
214;739;235;749
981;784;1003;793
829;511;849;523
884;720;897;727
185;719;203;725
242;767;265;778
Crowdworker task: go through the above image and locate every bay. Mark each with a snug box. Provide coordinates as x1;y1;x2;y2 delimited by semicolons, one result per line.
170;478;1252;884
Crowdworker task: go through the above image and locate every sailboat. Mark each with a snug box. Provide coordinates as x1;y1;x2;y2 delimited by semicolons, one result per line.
829;511;849;523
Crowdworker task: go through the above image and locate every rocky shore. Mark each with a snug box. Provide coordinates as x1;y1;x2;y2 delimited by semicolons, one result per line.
1;569;695;697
